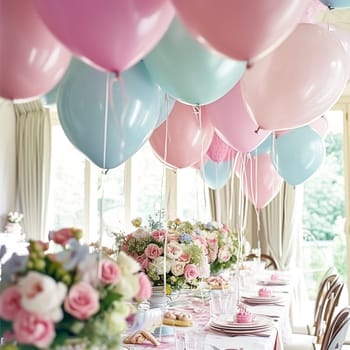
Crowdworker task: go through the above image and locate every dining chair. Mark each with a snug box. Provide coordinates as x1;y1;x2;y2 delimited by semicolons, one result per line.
318;306;350;350
284;274;344;350
245;253;278;270
292;268;339;335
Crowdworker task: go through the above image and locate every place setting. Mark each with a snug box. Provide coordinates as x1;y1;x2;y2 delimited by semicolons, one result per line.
208;304;275;336
240;287;286;305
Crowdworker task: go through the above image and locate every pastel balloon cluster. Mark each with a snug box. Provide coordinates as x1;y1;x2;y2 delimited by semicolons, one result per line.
0;0;348;209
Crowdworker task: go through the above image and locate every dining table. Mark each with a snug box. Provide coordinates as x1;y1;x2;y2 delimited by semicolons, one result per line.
123;269;294;350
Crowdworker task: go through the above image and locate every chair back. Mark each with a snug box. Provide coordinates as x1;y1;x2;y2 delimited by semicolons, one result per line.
321;306;350;350
245;253;278;270
314;275;344;343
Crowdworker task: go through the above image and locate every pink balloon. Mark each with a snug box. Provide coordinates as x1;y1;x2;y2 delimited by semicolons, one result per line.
0;0;72;100
236;153;283;209
202;83;270;153
34;0;174;74
300;0;327;23
206;133;231;163
171;0;308;63
149;102;214;169
308;116;329;138
241;23;348;131
326;24;350;79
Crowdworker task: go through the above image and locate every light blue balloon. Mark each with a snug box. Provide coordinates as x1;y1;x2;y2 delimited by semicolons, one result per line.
271;126;325;186
143;17;246;106
57;59;161;169
250;133;273;156
155;94;175;129
320;0;350;8
200;159;232;190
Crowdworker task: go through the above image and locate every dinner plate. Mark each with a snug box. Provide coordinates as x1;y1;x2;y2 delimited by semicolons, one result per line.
241;294;284;304
257;278;290;286
210;314;274;330
209;323;273;335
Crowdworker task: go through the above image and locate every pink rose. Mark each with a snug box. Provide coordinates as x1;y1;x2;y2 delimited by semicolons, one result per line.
218;246;231;263
100;259;121;284
166;242;182;259
136;254;149;270
0;286;22;321
144;243;163;259
184;264;199;281
179;252;190;263
135;272;152;301
64;282;99;320
14;310;55;348
151;230;166;242
49;228;74;245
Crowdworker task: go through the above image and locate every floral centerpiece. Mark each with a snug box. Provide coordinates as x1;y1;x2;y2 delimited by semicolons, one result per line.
193;221;242;275
120;218;209;294
4;212;24;235
0;227;152;350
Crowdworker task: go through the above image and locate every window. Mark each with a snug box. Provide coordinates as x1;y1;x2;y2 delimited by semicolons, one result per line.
302;109;346;299
48;116;212;243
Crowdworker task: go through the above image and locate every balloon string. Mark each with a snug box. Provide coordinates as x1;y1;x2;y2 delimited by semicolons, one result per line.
102;72;111;171
163;231;168;295
194;105;204;220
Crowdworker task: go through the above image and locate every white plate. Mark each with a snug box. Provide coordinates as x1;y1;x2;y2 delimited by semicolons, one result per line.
211;314;274;330
258;279;290;286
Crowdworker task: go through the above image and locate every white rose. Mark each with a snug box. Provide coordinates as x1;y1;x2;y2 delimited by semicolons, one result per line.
166;242;183;259
18;271;67;322
152;256;171;275
171;261;186;276
115;273;139;299
117;251;140;275
132;228;150;239
218;246;231;263
104;310;127;333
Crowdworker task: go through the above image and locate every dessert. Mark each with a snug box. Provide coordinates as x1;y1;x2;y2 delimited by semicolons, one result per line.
258;287;272;297
206;276;229;290
163;310;193;327
236;306;253;323
123;330;160;346
271;273;279;280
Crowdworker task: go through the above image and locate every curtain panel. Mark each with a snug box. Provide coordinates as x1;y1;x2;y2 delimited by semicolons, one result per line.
15;100;51;240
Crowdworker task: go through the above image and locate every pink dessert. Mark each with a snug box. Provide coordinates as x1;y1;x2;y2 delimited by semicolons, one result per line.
258;287;272;297
271;273;279;281
236;309;253;323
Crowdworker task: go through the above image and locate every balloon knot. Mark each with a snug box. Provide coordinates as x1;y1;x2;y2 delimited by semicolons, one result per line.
247;61;253;69
114;71;120;79
328;5;334;10
254;127;261;134
103;169;109;175
193;105;201;116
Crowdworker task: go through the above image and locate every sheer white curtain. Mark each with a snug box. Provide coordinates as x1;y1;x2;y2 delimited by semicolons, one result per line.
0;99;16;230
15;100;51;240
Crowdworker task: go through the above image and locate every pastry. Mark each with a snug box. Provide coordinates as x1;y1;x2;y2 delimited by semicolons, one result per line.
205;276;229;290
258;287;272;297
163;310;193;327
236;306;253;323
123;330;160;346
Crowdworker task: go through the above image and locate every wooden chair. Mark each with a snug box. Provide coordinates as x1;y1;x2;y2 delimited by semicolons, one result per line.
319;306;350;350
245;253;278;270
284;274;344;350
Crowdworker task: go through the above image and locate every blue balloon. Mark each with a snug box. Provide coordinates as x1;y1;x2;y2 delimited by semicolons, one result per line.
155;94;175;129
143;17;246;106
250;133;273;156
57;59;162;169
320;0;350;8
271;126;325;186
200;159;232;189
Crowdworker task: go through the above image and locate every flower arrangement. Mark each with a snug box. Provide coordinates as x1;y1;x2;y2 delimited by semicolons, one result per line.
193;221;241;275
0;227;152;350
6;212;23;224
121;218;209;294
